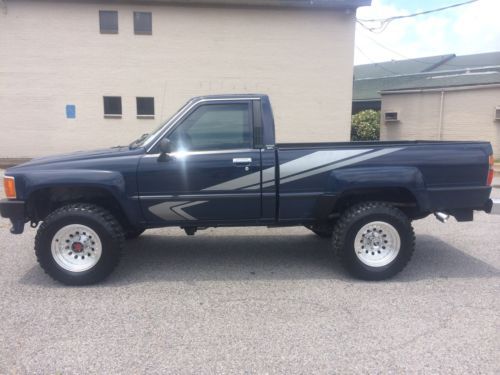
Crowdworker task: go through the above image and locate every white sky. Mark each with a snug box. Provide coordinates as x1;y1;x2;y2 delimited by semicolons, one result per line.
354;0;500;65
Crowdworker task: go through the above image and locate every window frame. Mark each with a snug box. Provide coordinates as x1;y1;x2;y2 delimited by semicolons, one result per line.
103;96;123;118
136;97;155;119
133;11;152;35
159;100;254;153
99;10;119;34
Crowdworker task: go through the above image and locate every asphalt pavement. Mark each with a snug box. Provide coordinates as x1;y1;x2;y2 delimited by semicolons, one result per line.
0;177;499;373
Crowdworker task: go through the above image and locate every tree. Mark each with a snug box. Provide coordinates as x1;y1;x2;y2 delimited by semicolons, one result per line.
351;110;380;141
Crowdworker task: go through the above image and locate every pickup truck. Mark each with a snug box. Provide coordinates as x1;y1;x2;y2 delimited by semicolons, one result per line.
1;94;498;285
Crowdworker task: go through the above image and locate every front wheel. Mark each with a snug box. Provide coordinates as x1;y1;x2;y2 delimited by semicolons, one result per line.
35;204;124;285
332;202;415;280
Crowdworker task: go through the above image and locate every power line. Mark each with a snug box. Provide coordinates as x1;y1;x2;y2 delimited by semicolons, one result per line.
357;0;478;33
355;46;399;75
358;32;493;69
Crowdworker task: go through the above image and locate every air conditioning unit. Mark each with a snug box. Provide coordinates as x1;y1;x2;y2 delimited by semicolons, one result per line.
495;106;500;121
385;111;399;122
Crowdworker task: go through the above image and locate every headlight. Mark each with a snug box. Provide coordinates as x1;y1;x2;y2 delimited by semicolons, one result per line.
3;176;16;199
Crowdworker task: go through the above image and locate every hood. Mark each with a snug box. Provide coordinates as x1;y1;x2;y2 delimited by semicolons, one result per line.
10;147;141;169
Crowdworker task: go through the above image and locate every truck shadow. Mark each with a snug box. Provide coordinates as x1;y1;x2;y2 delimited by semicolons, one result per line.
20;232;499;286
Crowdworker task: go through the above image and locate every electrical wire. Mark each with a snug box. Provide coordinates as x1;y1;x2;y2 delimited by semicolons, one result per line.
357;32;494;69
355;46;399;75
357;0;478;33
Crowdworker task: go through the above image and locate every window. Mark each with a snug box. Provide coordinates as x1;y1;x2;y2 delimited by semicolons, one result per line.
136;97;155;118
168;103;252;151
103;96;122;117
99;10;118;34
134;12;152;35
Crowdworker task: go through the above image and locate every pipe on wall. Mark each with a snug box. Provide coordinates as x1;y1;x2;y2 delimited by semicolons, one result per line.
438;90;445;140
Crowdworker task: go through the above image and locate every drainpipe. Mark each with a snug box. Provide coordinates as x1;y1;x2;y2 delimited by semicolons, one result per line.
438;90;445;140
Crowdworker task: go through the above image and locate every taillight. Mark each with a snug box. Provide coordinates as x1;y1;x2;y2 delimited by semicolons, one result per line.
3;176;16;199
487;155;494;186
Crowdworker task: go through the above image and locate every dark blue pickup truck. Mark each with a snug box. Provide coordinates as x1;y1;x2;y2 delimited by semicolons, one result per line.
1;94;498;284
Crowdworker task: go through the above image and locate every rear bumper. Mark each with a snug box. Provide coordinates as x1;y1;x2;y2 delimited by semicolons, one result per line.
484;198;500;215
0;199;26;234
489;198;500;215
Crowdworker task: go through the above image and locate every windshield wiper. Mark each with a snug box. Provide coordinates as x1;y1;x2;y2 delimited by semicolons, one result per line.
129;133;149;149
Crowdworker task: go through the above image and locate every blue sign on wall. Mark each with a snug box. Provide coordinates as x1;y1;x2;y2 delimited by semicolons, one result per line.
66;104;76;119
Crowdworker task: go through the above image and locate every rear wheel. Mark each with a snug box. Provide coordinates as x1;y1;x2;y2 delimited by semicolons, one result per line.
332;202;415;280
35;204;124;285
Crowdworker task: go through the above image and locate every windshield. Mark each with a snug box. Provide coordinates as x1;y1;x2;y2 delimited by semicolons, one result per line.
128;100;193;149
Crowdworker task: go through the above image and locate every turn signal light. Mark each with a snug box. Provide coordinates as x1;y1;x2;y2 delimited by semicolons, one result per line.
3;176;16;199
487;155;494;186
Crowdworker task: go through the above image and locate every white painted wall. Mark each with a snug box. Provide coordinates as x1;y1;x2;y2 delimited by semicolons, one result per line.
0;0;357;157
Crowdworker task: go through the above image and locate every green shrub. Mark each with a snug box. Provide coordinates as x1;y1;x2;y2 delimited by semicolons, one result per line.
351;110;380;141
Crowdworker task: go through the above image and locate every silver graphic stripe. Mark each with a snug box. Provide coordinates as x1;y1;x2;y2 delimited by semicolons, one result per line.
148;200;207;221
270;147;404;187
203;149;371;191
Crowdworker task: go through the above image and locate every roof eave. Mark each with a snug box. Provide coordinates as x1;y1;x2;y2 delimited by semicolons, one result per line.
124;0;371;8
381;82;500;94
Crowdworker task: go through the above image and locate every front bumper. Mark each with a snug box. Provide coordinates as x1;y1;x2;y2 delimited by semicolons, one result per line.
0;199;26;234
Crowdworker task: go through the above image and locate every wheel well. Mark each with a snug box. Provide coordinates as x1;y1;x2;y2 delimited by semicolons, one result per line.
332;187;422;219
26;186;132;228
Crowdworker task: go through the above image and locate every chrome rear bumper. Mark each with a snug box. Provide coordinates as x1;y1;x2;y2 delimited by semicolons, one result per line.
490;198;500;215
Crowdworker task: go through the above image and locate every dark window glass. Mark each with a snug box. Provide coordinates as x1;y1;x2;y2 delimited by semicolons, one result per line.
168;103;252;151
137;97;155;117
134;12;152;35
99;10;118;34
103;96;122;116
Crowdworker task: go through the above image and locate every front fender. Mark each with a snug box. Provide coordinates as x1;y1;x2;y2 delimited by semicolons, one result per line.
10;169;142;226
17;169;126;200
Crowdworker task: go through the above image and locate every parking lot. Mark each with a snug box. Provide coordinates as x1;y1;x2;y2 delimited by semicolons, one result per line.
0;177;499;373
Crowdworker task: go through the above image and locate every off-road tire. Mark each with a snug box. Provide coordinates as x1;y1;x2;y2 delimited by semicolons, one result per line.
332;202;415;280
35;204;124;285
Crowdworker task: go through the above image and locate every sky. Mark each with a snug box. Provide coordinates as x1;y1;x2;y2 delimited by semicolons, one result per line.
354;0;500;65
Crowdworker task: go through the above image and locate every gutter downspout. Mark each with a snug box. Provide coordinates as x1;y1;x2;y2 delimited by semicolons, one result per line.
438;90;445;140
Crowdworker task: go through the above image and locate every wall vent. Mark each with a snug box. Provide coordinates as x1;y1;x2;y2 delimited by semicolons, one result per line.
495;106;500;121
385;111;399;122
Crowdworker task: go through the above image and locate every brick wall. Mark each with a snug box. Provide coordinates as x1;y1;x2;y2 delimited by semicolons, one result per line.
381;86;500;155
0;0;356;157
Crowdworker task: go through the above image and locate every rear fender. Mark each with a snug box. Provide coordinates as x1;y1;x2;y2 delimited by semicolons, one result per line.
314;166;430;219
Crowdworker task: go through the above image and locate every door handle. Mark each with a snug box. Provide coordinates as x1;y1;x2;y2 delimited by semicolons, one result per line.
232;157;252;165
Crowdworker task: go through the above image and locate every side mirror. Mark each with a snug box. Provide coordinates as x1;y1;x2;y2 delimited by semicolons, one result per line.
158;138;172;162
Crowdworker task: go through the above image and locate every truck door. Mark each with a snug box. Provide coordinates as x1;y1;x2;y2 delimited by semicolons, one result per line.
137;100;262;224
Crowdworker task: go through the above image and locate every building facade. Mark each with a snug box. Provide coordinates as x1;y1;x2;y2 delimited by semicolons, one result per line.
0;0;369;158
352;52;500;155
379;70;500;155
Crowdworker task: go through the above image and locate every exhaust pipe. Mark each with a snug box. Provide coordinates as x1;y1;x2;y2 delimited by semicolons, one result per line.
434;212;450;223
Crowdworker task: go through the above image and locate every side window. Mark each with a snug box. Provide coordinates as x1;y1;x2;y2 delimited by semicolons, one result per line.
168;103;252;151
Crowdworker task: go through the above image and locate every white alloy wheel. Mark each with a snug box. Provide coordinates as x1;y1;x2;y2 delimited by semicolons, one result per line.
50;224;102;272
353;221;401;267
